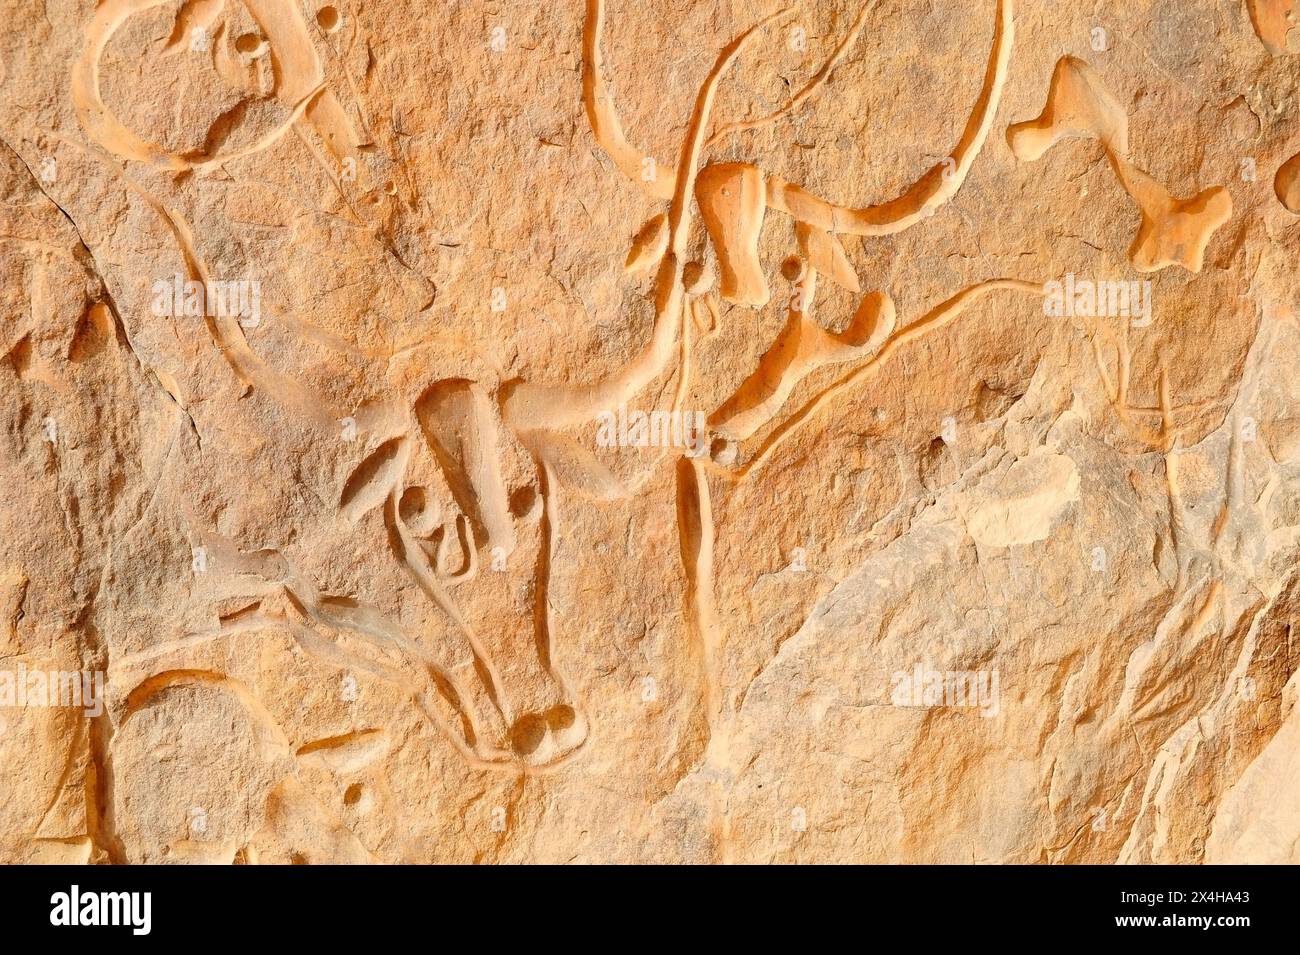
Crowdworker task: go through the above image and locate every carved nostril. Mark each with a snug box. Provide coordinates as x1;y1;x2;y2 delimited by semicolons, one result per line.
507;706;587;764
710;437;737;466
545;704;576;731
509;714;547;756
546;704;588;755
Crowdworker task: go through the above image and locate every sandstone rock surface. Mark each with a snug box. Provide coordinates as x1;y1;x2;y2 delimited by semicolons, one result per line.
1;0;1299;864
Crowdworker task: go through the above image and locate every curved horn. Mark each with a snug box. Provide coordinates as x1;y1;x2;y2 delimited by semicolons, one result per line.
506;7;792;433
584;0;677;200
765;0;1014;236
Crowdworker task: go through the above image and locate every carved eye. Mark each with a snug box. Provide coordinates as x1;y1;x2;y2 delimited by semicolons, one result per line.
683;261;714;296
398;485;438;536
509;486;542;524
234;33;267;56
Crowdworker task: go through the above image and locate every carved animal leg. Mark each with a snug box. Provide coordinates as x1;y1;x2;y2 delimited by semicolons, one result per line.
675;455;734;857
730;279;1044;479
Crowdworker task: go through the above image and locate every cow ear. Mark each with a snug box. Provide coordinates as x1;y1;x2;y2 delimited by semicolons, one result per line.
296;729;391;773
520;430;629;500
796;221;860;292
340;437;410;523
624;213;669;274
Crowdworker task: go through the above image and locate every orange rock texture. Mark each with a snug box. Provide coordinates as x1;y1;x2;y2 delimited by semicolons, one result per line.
1;0;1298;863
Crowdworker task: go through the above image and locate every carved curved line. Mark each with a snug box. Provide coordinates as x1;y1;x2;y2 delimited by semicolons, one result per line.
666;7;797;254
732;278;1043;478
73;0;189;169
281;570;514;769
583;0;676;200
505;6;793;433
1276;150;1300;213
1247;0;1295;55
122;669;293;762
765;0;1014;236
72;0;325;172
433;514;478;585
287;620;514;770
142;195;337;423
711;281;898;442
384;490;515;726
706;0;880;148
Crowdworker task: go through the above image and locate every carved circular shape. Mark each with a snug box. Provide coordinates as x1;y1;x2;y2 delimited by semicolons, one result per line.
545;704;577;731
509;714;547;756
683;260;714;295
509;485;541;523
234;32;267;56
780;255;807;283
399;485;438;536
72;0;333;171
317;6;343;33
